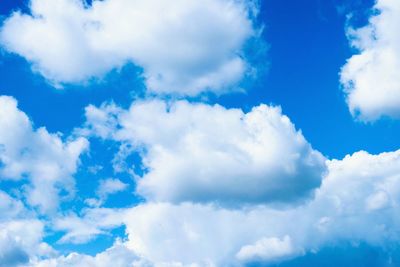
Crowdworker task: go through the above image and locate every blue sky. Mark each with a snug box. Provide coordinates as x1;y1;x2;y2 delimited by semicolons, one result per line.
1;0;400;266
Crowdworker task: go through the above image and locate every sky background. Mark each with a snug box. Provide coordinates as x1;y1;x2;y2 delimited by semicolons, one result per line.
1;0;400;266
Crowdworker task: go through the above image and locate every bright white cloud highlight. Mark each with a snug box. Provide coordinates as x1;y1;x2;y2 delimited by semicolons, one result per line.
83;100;326;206
0;96;88;213
236;236;299;263
0;0;258;95
340;0;400;121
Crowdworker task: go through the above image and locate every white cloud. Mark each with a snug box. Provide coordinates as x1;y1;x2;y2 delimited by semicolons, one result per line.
83;100;326;206
365;190;390;211
314;150;400;245
0;0;259;95
121;149;400;266
0;96;88;213
85;178;129;207
340;0;400;121
122;203;301;266
53;213;105;244
97;178;128;201
49;149;400;266
236;236;300;263
0;190;26;219
81;103;122;140
53;208;125;244
32;241;142;267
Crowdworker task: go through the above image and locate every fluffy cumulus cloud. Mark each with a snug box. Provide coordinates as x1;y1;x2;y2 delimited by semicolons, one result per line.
82;100;326;206
340;0;400;121
46;149;400;266
0;0;259;95
0;96;88;213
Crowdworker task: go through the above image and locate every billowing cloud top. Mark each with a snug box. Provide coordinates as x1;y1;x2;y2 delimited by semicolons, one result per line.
0;0;258;95
83;100;326;206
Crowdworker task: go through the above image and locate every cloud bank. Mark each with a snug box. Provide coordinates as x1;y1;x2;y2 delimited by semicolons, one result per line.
38;149;400;266
2;97;400;266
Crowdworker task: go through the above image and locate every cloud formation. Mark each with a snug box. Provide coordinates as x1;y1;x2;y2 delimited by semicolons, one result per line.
0;0;259;95
0;96;88;213
340;0;400;121
83;100;326;206
3;95;397;266
49;149;400;266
